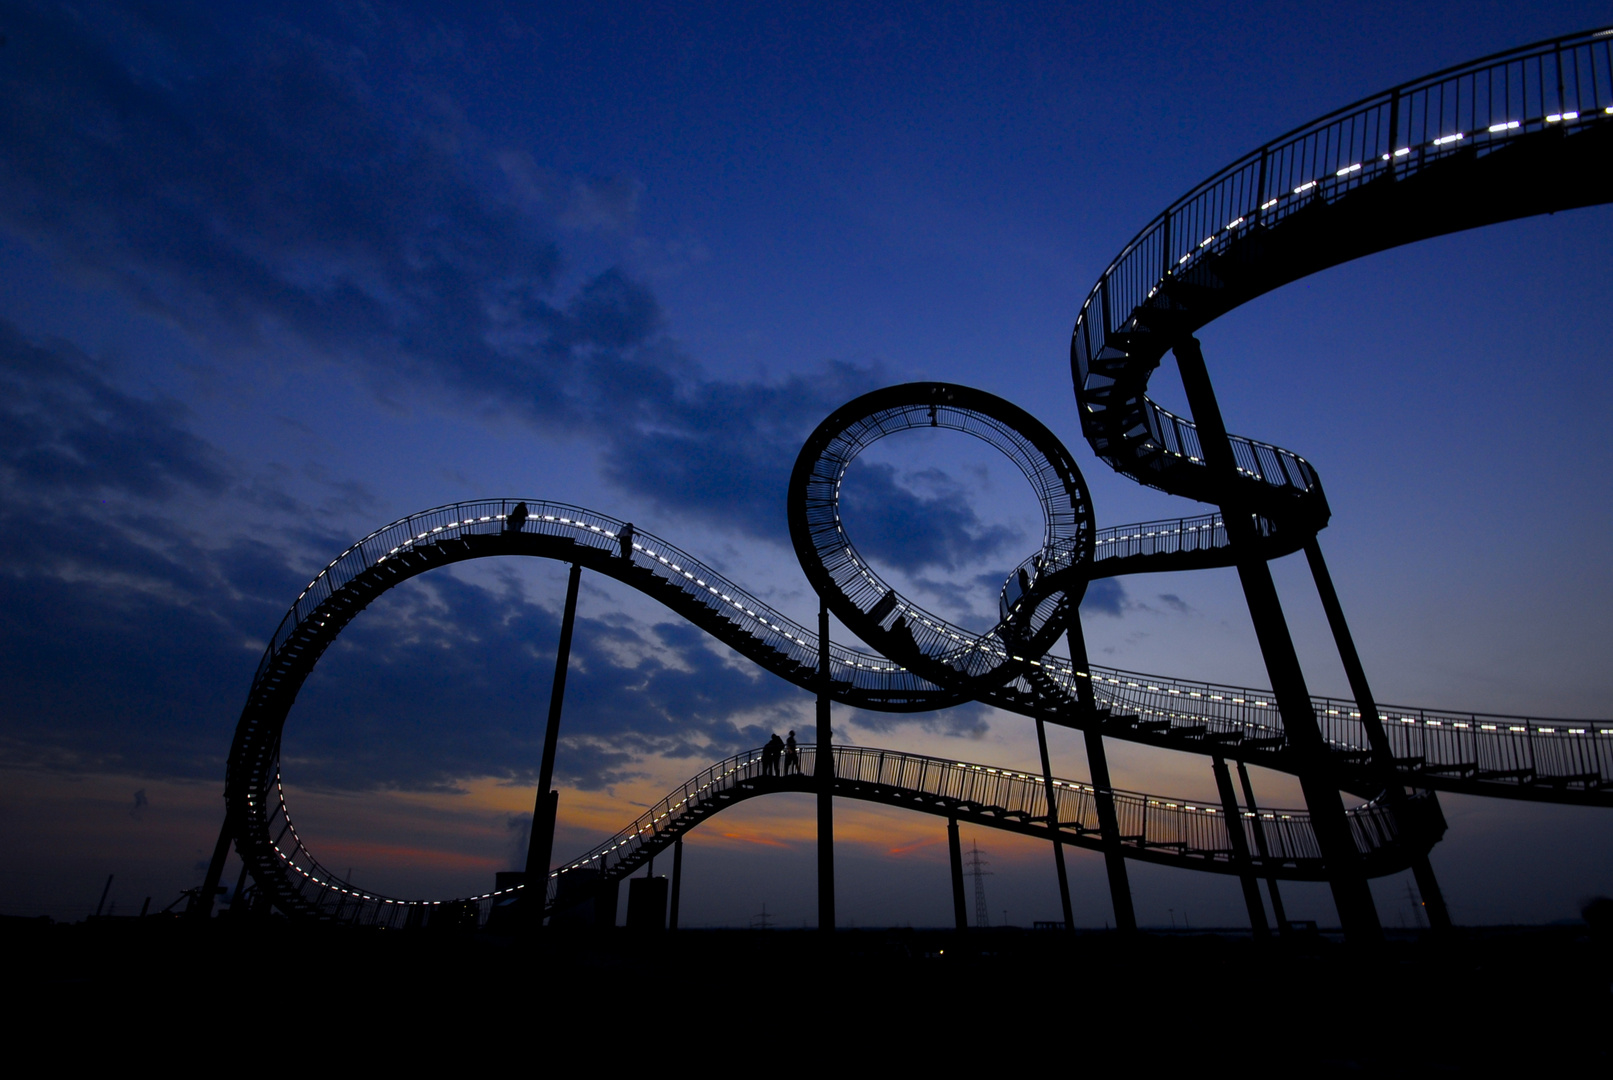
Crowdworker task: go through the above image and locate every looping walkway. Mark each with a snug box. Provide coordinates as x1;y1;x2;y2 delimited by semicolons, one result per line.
217;26;1613;928
255;744;1435;929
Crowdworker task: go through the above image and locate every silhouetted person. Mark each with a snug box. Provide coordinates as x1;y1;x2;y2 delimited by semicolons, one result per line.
784;731;800;775
618;522;634;560
764;733;784;776
505;502;529;533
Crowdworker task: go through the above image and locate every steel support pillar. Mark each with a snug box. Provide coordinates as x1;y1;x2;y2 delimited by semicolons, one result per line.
1035;717;1076;930
669;838;682;931
523;562;583;926
1174;337;1381;941
1303;537;1452;931
192;810;235;920
1237;761;1290;931
1066;615;1136;932
817;598;835;933
1212;756;1270;936
229;863;251;920
948;816;968;932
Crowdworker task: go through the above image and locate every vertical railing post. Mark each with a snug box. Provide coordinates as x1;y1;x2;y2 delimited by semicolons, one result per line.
1303;537;1450;930
1212;755;1270;937
817;598;835;934
1159;211;1173;280
1254;148;1269;224
1067;613;1136;933
1035;716;1075;931
669;837;682;931
1174;335;1381;941
523;562;583;929
192;809;235;921
1236;762;1289;931
1554;44;1565;117
1386;90;1401;177
948;816;968;933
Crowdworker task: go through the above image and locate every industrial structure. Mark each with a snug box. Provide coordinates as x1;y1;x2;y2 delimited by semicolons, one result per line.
199;27;1613;939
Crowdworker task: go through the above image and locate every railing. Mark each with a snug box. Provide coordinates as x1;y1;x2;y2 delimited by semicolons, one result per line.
255;742;1406;928
1133;400;1322;497
253;499;939;702
1092;512;1228;563
541;743;1405;909
257;501;1613;814
1072;26;1613;498
1023;658;1613;788
1079;25;1613;359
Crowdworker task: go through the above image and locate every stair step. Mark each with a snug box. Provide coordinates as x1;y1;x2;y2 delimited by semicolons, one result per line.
1473;766;1532;781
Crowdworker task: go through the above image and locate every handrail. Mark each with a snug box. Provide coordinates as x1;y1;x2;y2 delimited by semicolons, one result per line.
253;499;939;703
1072;25;1613;501
1080;25;1613;348
227;496;1610;929
255;743;1417;929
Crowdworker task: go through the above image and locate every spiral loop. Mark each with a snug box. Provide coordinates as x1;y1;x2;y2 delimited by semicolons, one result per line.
787;382;1095;700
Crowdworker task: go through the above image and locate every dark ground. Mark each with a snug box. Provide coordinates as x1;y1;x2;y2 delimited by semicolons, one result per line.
9;915;1607;1070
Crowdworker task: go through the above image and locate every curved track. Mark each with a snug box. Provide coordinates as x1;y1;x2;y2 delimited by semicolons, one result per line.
221;28;1613;925
226;497;1609;924
1072;26;1613;522
787;382;1094;700
260;743;1439;930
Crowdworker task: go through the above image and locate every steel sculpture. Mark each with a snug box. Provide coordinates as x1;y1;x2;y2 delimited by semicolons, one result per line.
1070;23;1613;936
202;26;1613;936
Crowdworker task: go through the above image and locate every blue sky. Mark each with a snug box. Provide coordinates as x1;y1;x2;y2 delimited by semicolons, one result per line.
1;1;1610;928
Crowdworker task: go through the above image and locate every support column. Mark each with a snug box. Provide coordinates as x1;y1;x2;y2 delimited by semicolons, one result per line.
1174;337;1380;941
1303;538;1451;931
192;811;235;920
523;562;583;926
229;864;251;921
948;817;968;932
1035;717;1075;930
669;838;682;931
1237;761;1289;931
817;598;835;934
1066;615;1136;933
1212;756;1270;936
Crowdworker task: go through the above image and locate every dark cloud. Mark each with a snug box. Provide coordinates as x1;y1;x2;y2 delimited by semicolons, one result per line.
839;461;1023;574
496;152;643;234
1156;592;1193;615
0;8;934;794
0;321;828;794
0;5;558;396
0;323;227;501
0;323;299;777
282;575;812;794
598;360;882;540
1080;578;1126;618
849;701;992;741
0;4;878;545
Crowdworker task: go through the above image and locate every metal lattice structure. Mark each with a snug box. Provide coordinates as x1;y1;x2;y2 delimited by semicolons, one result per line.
211;26;1613;931
252;743;1432;929
1071;26;1613;522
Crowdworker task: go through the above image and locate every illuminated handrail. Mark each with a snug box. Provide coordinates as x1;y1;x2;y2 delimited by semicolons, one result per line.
253;742;1413;929
252;499;939;702
229;495;1611;929
1022;658;1613;788
1072;26;1613;500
